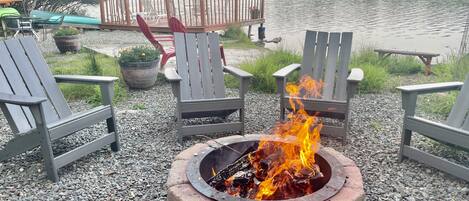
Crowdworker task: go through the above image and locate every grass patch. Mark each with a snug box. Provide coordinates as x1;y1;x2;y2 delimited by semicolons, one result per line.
420;54;469;116
221;26;257;49
46;49;127;105
226;49;301;93
353;64;388;93
351;47;423;75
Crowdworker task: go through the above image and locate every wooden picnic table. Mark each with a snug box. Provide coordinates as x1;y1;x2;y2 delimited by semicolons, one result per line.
374;49;440;76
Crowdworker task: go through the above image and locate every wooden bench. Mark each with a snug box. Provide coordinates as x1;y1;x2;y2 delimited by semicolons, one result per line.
374;49;440;76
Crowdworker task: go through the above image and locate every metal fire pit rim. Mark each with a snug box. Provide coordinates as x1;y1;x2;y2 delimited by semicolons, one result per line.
186;135;346;201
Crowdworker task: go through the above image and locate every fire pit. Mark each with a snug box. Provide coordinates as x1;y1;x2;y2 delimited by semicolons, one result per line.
166;135;365;201
167;76;364;200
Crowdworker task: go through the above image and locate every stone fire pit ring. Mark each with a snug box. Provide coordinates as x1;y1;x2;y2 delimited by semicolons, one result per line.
167;135;365;201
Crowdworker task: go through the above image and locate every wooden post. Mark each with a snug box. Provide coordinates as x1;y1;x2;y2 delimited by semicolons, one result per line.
260;0;264;19
200;0;206;27
99;0;106;24
124;0;131;25
138;0;143;12
164;0;173;20
234;0;239;22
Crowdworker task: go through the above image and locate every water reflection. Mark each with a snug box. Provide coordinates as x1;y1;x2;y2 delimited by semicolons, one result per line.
262;0;469;56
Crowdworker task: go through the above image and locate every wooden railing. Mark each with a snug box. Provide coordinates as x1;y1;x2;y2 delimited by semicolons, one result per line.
99;0;264;31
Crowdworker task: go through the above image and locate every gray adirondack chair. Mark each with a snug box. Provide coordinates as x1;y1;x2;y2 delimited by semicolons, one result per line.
165;32;252;142
397;74;469;182
0;37;120;182
273;31;363;142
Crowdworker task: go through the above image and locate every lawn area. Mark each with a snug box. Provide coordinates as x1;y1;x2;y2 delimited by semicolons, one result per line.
45;50;127;105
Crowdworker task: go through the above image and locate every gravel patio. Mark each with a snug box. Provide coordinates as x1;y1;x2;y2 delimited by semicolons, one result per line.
0;31;468;200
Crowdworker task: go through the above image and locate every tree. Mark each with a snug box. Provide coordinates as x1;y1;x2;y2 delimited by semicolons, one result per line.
15;0;98;15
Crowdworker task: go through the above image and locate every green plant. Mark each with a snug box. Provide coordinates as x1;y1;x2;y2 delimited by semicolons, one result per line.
386;56;422;75
420;92;457;117
118;46;159;65
226;49;301;93
221;26;256;49
132;103;146;110
353;64;388;93
54;27;80;37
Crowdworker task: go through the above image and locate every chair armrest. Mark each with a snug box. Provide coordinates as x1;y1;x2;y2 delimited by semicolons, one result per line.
223;66;252;98
223;66;253;78
54;75;118;85
165;68;182;82
396;82;463;94
0;92;47;106
272;64;301;78
347;68;364;83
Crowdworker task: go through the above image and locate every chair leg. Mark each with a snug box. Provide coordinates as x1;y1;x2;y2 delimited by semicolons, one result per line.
239;108;245;135
30;105;59;182
399;128;412;162
176;109;183;144
107;117;120;152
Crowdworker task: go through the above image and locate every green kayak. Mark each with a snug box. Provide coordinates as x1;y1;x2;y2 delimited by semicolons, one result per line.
31;10;100;26
0;7;19;19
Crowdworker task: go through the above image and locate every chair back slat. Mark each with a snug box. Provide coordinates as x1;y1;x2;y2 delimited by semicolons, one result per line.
334;32;353;101
136;14;165;54
299;31;353;101
311;32;328;81
322;32;341;100
174;32;226;100
300;31;317;76
196;33;215;99
19;37;72;118
0;47;32;133
185;33;204;99
168;17;187;33
447;74;469;130
207;33;225;98
174;32;192;100
4;38;59;124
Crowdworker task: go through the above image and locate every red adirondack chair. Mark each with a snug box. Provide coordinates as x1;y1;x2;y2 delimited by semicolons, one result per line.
168;17;227;66
136;14;175;69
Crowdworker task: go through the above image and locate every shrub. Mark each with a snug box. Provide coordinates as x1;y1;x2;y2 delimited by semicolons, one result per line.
54;27;80;37
226;49;301;93
351;47;422;75
353;64;388;93
118;46;159;65
221;26;255;48
386;56;422;75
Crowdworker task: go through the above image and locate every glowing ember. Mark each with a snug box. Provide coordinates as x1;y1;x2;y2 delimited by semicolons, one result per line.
211;75;324;200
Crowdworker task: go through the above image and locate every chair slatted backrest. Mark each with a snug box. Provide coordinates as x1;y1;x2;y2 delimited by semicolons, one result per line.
136;14;166;54
447;74;469;131
174;32;225;101
0;37;72;133
300;31;353;101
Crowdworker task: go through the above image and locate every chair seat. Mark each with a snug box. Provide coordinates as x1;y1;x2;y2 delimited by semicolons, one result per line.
48;105;112;141
283;96;348;115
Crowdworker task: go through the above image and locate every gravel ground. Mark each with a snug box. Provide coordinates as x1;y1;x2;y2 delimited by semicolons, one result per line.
0;80;468;200
0;31;468;200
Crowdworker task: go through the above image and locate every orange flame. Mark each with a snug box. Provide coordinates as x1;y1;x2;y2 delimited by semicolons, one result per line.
250;75;323;200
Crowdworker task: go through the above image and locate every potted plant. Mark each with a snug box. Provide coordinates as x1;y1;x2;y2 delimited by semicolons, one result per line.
250;6;260;19
118;46;160;89
53;27;81;53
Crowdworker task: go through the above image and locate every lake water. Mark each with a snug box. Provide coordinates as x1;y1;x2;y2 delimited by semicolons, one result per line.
86;0;469;57
261;0;469;58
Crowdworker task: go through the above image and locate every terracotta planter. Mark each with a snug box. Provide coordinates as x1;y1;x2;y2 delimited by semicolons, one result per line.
53;35;81;53
119;60;159;89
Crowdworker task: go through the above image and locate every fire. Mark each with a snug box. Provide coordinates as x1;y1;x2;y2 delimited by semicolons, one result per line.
249;75;323;200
